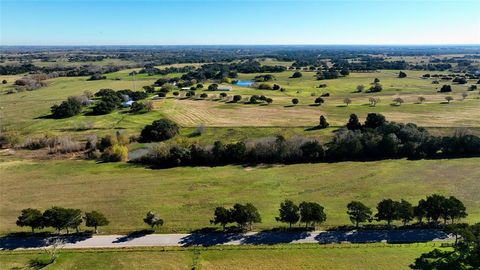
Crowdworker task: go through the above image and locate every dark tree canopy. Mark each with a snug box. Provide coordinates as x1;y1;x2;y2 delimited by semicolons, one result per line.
347;201;372;228
143;211;164;228
276;200;300;228
140;119;179;142
346;114;362;130
231;203;261;230
210;206;232;230
84;211;109;233
291;71;303;78
16;208;44;233
51;97;82;119
318;115;329;129
299;201;327;228
375;199;400;226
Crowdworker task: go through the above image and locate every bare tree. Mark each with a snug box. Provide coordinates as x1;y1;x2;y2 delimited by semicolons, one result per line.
393;97;404;106
445;96;454;103
417;96;426;104
369;97;380;107
145;101;154;112
343;97;352;106
356;85;365;93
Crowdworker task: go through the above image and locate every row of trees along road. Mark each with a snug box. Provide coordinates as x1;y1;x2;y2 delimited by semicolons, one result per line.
211;194;467;231
16;207;109;234
348;194;467;228
16;194;466;234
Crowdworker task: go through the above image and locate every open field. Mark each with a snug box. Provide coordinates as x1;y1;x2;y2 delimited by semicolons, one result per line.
0;244;443;270
1;69;478;140
1;156;479;234
157;98;480;128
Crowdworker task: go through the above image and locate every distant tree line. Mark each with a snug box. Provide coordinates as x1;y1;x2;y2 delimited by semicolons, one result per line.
179;61;286;82
0;63;126;76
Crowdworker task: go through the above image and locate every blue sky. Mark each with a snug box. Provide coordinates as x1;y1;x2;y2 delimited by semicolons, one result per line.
1;0;479;45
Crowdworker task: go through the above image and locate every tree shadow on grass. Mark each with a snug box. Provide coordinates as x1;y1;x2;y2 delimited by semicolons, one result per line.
112;229;154;243
314;229;449;244
34;114;55;120
240;230;311;245
0;232;92;250
179;232;244;247
28;257;55;270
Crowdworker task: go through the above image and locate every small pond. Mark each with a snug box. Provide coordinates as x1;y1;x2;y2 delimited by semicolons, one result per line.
235;80;254;87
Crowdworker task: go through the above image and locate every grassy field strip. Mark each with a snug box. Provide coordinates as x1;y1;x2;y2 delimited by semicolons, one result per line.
1;157;479;234
0;243;448;270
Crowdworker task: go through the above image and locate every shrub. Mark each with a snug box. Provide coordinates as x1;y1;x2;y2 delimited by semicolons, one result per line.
318;115;329;129
266;98;273;104
101;144;128;162
208;84;218;91
130;101;146;113
398;71;407;78
0;130;22;147
314;97;324;105
200;93;208;99
140;119;179;142
92;100;117;115
130;91;148;101
368;83;382;93
48;137;84;154
233;95;242;103
291;98;299;105
439;85;452;92
51;97;82;118
452;77;467;84
291;71;302;78
258;83;272;90
88;73;106;81
355;85;365;92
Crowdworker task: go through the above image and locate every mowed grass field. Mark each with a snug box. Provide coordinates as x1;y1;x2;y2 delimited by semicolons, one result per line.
0;244;441;270
1;156;479;234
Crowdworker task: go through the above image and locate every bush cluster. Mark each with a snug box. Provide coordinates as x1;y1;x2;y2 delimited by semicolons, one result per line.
134;114;480;168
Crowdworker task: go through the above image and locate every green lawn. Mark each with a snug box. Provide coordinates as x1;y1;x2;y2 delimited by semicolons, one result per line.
1;156;478;234
0;244;442;270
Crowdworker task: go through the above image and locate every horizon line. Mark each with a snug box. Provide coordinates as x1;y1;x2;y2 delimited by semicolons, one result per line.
2;44;480;47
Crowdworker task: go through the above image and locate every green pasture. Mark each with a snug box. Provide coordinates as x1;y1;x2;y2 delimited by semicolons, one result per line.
1;156;478;234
